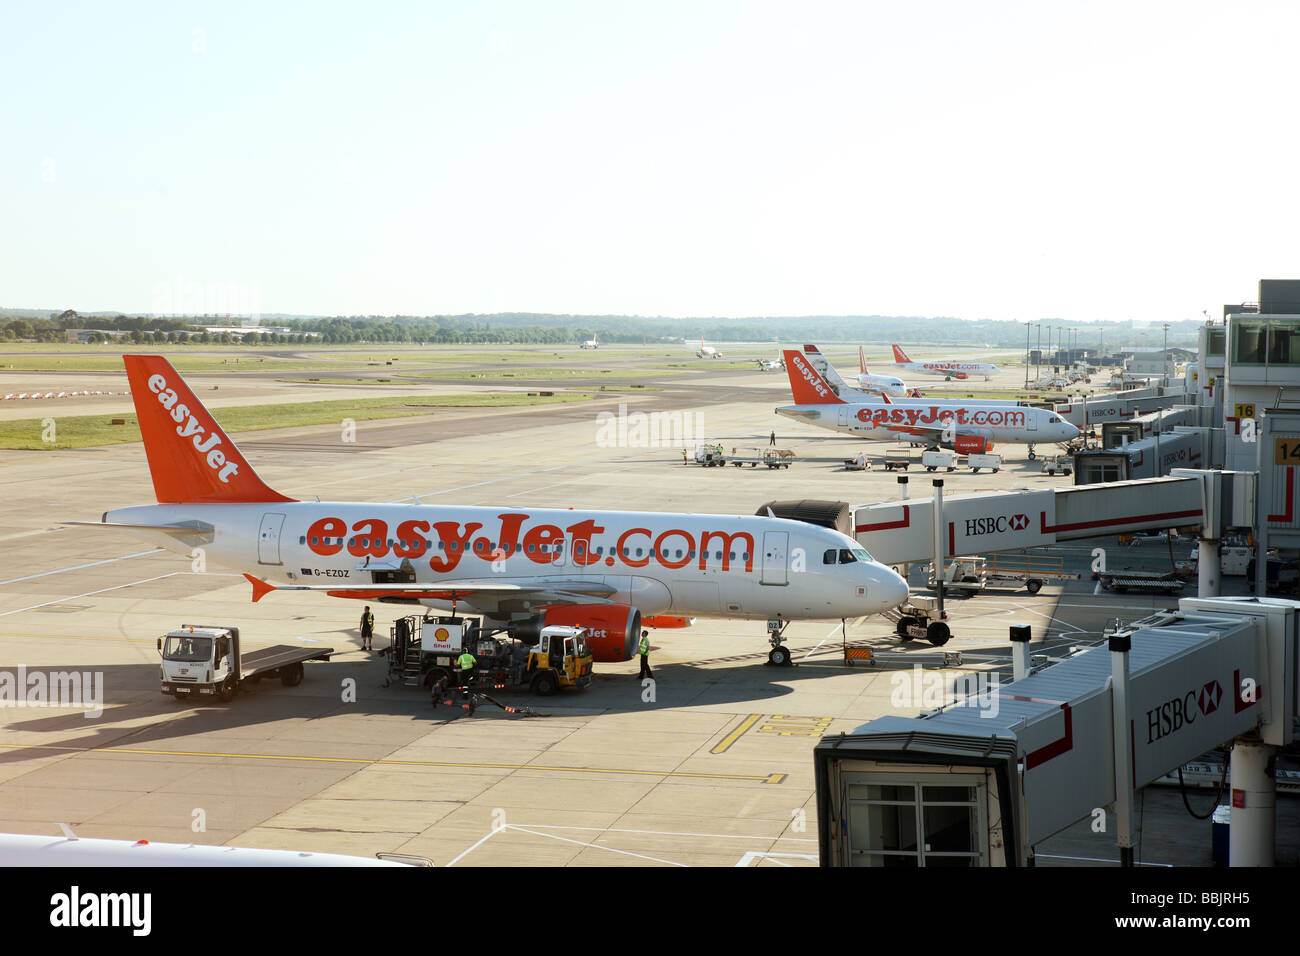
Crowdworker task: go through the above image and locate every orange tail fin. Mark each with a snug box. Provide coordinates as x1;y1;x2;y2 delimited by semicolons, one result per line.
783;350;843;404
123;355;295;504
891;344;911;364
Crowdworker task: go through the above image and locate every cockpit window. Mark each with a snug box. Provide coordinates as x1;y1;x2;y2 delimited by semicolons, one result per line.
852;548;873;563
839;549;856;564
823;549;837;565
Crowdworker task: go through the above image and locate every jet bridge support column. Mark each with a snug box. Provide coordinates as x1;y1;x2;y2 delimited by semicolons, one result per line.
932;479;945;617
1229;735;1276;867
1198;538;1221;597
1110;631;1135;867
1010;624;1031;681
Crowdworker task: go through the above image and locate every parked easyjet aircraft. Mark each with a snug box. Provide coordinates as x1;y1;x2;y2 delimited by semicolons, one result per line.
92;356;909;666
891;344;999;381
799;345;889;402
777;350;1078;456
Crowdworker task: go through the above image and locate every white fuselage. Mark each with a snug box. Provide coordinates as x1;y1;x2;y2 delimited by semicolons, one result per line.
896;360;999;379
775;400;1079;445
856;372;907;397
106;502;908;621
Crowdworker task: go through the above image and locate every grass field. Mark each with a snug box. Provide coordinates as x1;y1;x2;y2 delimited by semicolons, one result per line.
0;391;594;450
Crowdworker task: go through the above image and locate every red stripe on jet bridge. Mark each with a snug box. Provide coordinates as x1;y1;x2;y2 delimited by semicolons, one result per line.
1040;509;1203;535
855;505;910;534
1268;466;1295;524
1024;702;1073;770
948;521;954;557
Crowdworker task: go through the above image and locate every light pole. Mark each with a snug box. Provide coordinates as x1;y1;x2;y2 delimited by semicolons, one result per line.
1162;322;1170;381
1024;321;1031;388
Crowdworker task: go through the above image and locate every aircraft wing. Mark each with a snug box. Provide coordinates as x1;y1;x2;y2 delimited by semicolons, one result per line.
245;574;618;611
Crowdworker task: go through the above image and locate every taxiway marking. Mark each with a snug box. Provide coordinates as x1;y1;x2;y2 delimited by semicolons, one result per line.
710;714;763;754
0;549;163;587
0;742;788;784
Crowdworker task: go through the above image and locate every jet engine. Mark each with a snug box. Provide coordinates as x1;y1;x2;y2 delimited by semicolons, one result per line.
515;604;643;661
952;434;989;455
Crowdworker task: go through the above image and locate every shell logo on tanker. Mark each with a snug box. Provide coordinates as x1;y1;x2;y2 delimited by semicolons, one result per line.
855;406;1026;428
433;628;449;640
304;513;756;573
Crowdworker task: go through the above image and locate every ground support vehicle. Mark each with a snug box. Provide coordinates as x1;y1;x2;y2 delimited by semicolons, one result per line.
384;615;593;712
159;625;334;702
926;554;1079;597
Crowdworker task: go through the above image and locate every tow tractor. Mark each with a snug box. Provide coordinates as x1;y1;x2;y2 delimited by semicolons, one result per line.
384;615;593;715
882;595;952;647
159;625;334;702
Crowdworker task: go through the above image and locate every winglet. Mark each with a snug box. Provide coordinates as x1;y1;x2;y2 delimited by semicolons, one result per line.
244;573;276;603
880;391;893;405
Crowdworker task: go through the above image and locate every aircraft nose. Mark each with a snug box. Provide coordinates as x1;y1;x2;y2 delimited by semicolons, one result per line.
869;563;910;610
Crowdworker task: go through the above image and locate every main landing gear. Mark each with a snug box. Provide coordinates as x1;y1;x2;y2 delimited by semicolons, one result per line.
766;618;793;667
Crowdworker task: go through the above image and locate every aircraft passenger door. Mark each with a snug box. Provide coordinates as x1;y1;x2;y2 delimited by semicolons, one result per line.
760;531;789;586
1025;410;1038;433
258;512;286;566
838;406;849;429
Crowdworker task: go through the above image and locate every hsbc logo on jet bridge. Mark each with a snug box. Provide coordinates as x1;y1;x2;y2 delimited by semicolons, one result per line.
1146;679;1223;744
965;513;1030;536
791;356;830;400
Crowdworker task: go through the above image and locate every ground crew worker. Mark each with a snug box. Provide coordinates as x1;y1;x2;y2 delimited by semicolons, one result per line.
769;430;776;446
716;442;723;458
360;606;375;651
638;630;653;680
457;650;477;688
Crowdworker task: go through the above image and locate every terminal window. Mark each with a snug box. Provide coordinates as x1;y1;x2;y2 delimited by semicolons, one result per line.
843;773;986;867
1206;327;1225;358
1232;320;1300;366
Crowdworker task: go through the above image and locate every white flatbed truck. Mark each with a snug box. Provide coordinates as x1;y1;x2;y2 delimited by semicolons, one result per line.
159;625;334;702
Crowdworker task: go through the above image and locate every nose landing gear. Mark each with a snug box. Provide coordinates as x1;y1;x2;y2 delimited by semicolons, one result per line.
766;618;793;667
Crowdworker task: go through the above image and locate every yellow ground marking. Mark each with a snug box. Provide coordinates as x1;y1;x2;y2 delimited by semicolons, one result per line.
758;715;833;737
710;713;763;754
0;742;787;784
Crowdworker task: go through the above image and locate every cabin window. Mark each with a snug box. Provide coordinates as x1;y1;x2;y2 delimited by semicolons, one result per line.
300;536;307;545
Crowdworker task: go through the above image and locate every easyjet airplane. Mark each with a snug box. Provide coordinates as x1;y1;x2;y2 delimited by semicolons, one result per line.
580;332;599;349
777;349;1078;456
801;344;907;399
91;356;909;667
891;344;999;381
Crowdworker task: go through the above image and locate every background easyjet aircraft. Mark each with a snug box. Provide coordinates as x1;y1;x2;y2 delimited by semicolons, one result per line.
891;344;999;381
799;344;905;400
98;356;909;662
777;350;1078;455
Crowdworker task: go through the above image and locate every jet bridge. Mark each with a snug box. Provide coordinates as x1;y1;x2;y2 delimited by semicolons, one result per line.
852;471;1255;568
814;596;1299;866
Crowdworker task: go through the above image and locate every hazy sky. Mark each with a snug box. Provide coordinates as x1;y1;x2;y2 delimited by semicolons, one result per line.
3;1;1299;321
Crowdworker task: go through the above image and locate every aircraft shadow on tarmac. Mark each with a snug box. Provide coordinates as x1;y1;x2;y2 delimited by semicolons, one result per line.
0;648;858;760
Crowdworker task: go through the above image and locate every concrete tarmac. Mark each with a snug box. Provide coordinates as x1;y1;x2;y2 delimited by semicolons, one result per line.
0;353;1291;866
